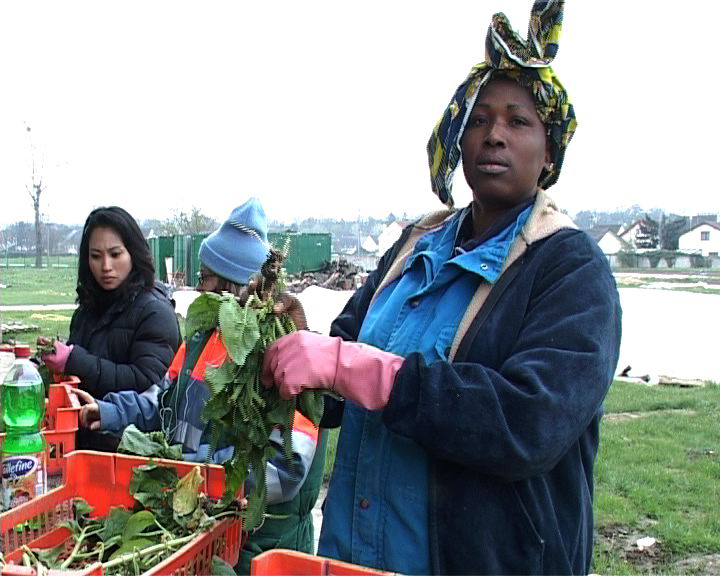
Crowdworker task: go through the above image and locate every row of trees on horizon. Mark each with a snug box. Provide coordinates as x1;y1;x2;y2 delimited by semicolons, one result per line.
2;205;715;266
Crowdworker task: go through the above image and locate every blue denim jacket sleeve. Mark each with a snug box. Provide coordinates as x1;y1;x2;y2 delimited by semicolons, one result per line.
97;377;169;435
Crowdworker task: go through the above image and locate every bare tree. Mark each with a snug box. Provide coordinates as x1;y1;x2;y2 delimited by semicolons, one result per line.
160;207;218;235
25;124;46;268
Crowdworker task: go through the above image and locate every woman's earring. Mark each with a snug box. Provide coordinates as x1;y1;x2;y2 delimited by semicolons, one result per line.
544;162;555;173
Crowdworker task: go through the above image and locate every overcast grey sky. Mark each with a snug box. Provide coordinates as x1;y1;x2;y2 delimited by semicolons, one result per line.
1;1;718;226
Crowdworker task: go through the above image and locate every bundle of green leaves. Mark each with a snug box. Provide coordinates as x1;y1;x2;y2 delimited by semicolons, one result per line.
188;286;324;530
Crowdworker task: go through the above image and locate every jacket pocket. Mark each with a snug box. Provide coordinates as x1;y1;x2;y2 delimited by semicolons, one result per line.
510;483;545;570
436;473;545;574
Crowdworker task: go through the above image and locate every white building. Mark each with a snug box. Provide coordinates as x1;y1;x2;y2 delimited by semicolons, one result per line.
361;235;378;254
597;231;629;255
377;221;404;256
587;224;629;256
678;222;720;256
618;221;643;249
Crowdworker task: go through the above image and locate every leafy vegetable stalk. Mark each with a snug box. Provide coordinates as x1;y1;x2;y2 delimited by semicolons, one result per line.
34;338;57;392
187;246;324;530
14;465;240;574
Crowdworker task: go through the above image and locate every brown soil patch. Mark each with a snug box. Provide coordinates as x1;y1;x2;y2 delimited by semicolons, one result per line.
673;553;720;575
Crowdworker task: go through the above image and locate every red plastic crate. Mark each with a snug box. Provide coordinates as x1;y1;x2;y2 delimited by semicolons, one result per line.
251;550;394;575
0;451;242;576
51;374;80;387
0;383;80;478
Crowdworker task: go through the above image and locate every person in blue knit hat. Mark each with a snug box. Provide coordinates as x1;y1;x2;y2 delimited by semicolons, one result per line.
198;197;270;288
75;197;327;574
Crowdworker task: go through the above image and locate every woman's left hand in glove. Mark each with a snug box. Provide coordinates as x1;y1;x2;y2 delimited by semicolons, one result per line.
41;341;74;374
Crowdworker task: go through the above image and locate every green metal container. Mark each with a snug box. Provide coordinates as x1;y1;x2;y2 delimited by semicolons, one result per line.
189;233;209;286
148;237;157;274
268;232;331;275
153;236;174;282
173;234;191;285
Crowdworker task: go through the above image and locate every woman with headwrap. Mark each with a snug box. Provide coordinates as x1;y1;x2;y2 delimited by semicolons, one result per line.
263;1;621;574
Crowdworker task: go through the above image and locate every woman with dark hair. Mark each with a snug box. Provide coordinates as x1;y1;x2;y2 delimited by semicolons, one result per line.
40;207;180;405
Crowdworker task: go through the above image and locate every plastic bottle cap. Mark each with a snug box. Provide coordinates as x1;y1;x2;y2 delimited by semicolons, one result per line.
13;345;32;358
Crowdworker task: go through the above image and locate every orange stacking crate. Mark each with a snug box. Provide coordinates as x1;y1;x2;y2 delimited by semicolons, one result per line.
51;374;80;386
0;383;81;479
44;382;81;477
0;451;242;576
251;550;394;575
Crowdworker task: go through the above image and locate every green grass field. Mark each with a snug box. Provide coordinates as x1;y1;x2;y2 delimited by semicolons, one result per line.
1;310;72;345
1;265;76;346
593;381;720;574
0;265;77;306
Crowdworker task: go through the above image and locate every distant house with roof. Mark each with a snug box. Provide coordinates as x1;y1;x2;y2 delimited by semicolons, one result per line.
617;216;659;250
678;221;720;256
586;224;630;255
614;221;640;249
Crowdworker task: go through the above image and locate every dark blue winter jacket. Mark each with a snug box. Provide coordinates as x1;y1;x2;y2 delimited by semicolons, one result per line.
324;191;622;575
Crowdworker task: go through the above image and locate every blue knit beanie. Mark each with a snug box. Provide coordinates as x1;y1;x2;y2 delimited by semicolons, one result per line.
198;198;269;285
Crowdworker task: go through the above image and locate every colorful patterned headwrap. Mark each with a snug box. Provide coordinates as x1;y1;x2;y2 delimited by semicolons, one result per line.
427;0;577;208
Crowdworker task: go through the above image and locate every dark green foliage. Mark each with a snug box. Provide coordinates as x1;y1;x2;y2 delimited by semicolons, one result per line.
118;425;183;460
197;251;325;530
199;289;324;530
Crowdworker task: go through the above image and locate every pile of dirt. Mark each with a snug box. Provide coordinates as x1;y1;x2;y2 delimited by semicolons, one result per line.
1;321;39;334
287;259;367;293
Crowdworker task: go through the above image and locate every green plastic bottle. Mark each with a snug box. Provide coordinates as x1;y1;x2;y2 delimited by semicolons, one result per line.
1;344;46;511
0;343;17;433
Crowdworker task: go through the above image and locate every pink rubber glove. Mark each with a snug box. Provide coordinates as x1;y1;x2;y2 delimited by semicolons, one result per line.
42;341;74;374
262;331;404;411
